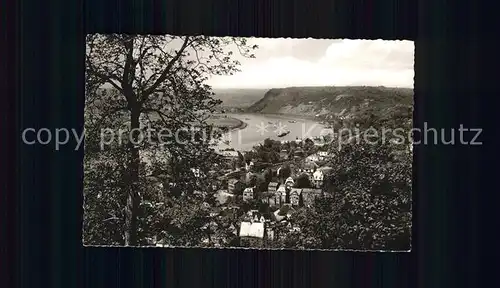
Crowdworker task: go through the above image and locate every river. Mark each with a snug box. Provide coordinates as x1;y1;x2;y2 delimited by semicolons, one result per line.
216;113;327;151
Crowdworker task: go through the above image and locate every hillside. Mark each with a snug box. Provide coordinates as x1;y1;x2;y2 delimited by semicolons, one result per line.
212;88;268;108
245;86;413;119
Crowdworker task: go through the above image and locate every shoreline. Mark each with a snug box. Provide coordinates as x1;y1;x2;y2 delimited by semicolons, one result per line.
228;117;248;131
227;111;322;122
210;115;248;132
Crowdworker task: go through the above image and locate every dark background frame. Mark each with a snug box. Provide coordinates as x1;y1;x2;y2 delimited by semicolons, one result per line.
1;0;483;287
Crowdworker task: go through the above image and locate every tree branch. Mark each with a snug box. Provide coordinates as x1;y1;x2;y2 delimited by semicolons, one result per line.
121;37;135;103
94;106;129;128
86;61;124;93
143;36;191;101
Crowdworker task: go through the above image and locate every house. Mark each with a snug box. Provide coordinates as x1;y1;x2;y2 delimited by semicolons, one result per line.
246;210;265;222
277;185;288;204
243;187;255;201
239;221;265;247
245;161;255;171
228;178;244;195
318;151;329;158
279;149;289;160
289;188;302;206
247;209;259;217
299;161;318;174
252;213;261;222
318;166;334;176
268;182;279;193
269;190;282;207
313;169;324;181
214;189;235;205
260;191;274;205
190;168;201;178
301;188;323;207
294;148;305;157
211;183;219;192
284;177;295;189
219;150;239;160
265;226;275;241
313;169;324;188
306;153;320;162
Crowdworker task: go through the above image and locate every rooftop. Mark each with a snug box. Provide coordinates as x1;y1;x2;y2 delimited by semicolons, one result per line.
303;162;319;170
214;190;235;205
239;222;265;238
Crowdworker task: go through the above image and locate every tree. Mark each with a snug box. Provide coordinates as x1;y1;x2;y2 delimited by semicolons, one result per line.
255;173;268;192
246;172;258;187
303;138;315;152
278;164;291;179
262;168;273;183
295;173;312;188
84;35;257;246
329;141;411;250
237;151;245;167
294;140;412;250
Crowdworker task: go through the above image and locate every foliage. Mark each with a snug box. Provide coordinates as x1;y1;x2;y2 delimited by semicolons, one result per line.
294;173;312;188
284;139;412;250
278;164;292;179
269;106;413;250
84;34;258;246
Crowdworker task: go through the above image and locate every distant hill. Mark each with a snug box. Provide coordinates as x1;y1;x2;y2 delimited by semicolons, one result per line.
245;86;413;119
212;88;268;109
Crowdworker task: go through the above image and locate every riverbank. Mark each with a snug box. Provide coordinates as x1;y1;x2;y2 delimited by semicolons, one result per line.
229;112;322;122
207;115;248;131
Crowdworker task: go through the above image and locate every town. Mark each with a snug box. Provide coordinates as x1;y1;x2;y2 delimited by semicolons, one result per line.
180;135;336;248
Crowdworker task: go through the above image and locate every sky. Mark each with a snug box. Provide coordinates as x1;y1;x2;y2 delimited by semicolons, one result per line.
207;38;414;89
93;37;414;90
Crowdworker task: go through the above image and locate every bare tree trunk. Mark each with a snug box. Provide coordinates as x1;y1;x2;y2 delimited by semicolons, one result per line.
124;105;141;246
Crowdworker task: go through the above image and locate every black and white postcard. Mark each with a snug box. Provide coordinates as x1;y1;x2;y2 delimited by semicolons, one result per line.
84;35;413;251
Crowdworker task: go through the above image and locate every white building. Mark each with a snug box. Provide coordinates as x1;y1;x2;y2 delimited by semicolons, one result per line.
239;222;265;239
284;177;295;188
313;169;324;188
277;185;287;203
313;169;324;181
300;162;318;174
243;187;255;201
318;151;329;158
245;161;255;171
219;150;239;159
306;154;320;162
190;168;201;178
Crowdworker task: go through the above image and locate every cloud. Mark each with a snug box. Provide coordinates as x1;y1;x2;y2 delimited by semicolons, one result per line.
208;39;414;89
